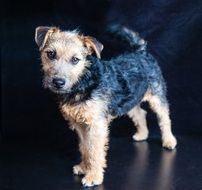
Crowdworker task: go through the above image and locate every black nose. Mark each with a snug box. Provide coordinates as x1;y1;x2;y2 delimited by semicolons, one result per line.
52;78;66;89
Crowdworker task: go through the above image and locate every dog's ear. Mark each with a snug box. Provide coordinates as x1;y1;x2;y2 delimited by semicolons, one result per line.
82;36;104;58
35;26;59;50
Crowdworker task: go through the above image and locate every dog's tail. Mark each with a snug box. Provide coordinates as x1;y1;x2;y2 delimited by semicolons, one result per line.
107;24;147;51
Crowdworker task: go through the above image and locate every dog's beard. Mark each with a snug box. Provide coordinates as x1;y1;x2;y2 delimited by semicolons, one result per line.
49;87;69;94
42;77;70;94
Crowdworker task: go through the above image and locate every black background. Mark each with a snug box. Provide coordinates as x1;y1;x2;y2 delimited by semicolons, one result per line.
2;0;202;144
1;1;202;189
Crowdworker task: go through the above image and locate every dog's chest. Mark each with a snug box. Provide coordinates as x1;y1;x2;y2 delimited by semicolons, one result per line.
60;103;93;125
60;98;107;125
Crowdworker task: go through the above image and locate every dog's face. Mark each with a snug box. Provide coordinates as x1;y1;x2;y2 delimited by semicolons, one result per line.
35;26;103;94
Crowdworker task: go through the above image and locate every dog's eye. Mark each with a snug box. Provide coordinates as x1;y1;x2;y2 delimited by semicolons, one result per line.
46;51;56;60
71;56;80;65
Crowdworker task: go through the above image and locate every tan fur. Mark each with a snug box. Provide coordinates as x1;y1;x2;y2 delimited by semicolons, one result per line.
60;97;109;125
128;105;148;141
40;31;89;89
143;90;177;149
38;28;103;92
80;36;103;58
35;26;60;50
60;97;110;186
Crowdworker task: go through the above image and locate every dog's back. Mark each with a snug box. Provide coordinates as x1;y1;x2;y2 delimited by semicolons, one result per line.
102;26;167;115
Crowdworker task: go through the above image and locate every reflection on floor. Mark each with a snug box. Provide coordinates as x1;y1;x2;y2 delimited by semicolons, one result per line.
1;136;202;190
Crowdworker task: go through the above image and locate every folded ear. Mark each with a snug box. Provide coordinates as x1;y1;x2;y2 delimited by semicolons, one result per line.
35;26;59;50
82;36;104;58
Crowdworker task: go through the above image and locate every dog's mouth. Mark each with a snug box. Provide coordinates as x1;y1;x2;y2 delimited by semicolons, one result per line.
48;86;70;94
43;77;71;94
43;82;69;94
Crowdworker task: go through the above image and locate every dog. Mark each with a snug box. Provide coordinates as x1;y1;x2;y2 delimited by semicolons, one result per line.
35;25;177;187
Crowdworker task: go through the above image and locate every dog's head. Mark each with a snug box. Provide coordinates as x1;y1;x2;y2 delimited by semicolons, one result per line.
35;26;103;94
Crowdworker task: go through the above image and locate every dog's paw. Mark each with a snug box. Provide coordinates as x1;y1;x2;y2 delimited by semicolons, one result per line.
133;132;148;141
82;173;103;187
73;164;85;175
162;135;177;150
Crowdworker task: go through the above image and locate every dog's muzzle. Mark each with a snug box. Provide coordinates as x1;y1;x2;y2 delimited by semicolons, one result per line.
52;77;66;89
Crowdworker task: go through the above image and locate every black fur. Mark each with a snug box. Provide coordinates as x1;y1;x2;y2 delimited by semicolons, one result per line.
61;26;167;116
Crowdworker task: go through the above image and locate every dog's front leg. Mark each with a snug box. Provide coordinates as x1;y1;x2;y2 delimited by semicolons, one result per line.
80;118;109;187
71;122;87;176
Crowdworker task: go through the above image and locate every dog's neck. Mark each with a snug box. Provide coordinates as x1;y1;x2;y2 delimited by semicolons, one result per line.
60;56;103;104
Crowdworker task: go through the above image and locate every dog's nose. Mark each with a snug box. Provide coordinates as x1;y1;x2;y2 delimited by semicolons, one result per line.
52;78;66;89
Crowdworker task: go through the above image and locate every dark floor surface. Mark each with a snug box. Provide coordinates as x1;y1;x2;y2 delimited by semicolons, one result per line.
1;135;202;190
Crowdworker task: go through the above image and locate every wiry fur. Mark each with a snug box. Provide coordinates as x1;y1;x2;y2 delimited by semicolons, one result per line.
35;25;177;187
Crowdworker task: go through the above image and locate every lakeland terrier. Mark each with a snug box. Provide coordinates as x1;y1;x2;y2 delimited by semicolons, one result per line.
35;25;177;187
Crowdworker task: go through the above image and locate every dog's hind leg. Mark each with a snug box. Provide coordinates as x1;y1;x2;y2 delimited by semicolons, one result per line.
128;105;149;141
145;92;177;149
